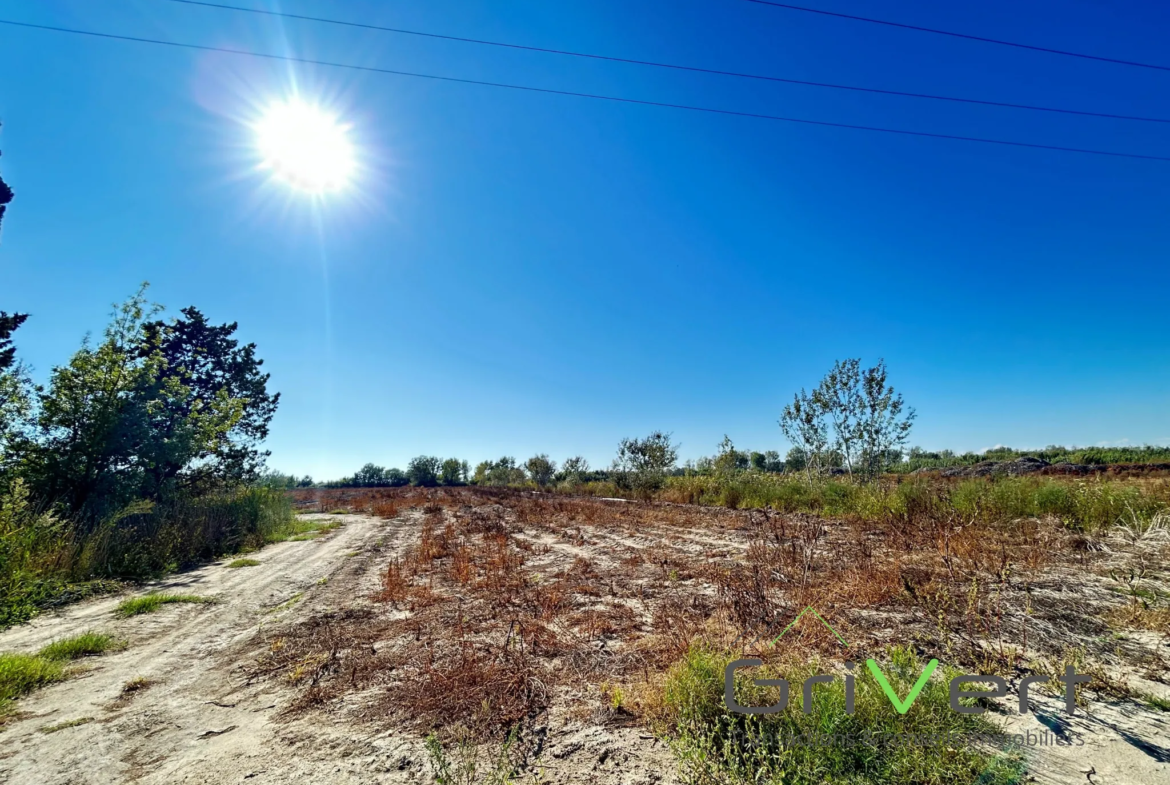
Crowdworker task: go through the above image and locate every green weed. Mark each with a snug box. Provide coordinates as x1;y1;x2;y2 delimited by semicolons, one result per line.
1142;693;1170;712
659;645;1024;785
38;632;120;661
267;592;303;614
115;593;216;617
0;653;65;710
267;517;343;543
425;726;524;785
226;558;260;568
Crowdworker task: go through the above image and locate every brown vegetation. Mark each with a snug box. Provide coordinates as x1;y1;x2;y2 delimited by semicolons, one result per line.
265;485;1169;742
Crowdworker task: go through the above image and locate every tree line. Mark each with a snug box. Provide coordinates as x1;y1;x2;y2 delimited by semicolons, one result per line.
282;359;918;493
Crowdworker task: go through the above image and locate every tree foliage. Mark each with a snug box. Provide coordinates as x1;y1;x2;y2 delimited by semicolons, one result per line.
407;455;442;487
780;359;915;479
473;456;526;486
138;306;279;494
0;314;33;478
24;287;279;521
0;312;28;372
525;454;556;487
560;456;589;483
440;458;466;486
713;435;749;475
613;431;678;497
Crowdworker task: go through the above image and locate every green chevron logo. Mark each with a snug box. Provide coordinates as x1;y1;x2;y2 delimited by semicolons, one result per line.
772;605;850;648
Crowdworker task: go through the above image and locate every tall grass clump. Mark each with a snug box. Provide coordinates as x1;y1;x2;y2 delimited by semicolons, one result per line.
0;653;64;711
0;486;291;628
961;477;1163;533
38;632;119;661
0;480;72;627
77;487;294;578
0;631;120;714
657;645;1023;785
660;473;1168;534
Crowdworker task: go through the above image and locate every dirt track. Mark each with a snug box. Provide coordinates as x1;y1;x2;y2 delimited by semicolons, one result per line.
0;513;416;783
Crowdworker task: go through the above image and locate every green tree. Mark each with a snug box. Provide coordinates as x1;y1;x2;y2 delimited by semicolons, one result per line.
852;359;915;476
713;435;748;475
407;455;442;487
613;431;678;498
28;287;278;520
525;454;556;487
0;313;33;475
138;306;279;495
784;446;809;473
782;359;914;479
257;470;299;489
561;456;589;484
353;463;388;487
0;312;28;372
28;289;170;519
439;458;464;486
473;457;523;486
780;390;829;480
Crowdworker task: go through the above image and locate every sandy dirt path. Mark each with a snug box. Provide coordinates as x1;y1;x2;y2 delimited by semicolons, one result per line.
0;512;674;785
0;513;424;784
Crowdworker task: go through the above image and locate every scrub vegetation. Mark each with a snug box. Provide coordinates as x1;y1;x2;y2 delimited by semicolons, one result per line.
273;472;1168;784
0;288;290;628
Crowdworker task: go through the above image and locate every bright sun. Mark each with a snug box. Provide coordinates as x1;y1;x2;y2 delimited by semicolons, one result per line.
254;99;355;194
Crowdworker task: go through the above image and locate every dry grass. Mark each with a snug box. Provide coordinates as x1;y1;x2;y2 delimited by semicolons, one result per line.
263;486;1169;743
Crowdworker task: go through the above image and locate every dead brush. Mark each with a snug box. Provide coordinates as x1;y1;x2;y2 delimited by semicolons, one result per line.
449;541;474;585
250;609;390;710
386;639;550;737
532;581;569;621
478;540;529;606
418;518;455;562
380;557;412;605
567;603;641;639
271;485;1145;743
371;499;401;519
460;506;507;535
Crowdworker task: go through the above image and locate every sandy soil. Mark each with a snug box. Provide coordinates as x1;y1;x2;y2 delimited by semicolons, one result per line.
0;507;1166;784
0;514;673;784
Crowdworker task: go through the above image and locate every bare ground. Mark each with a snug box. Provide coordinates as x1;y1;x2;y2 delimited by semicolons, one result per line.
1;493;1168;784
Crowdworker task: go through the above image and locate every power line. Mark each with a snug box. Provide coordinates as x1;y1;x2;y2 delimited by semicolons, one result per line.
160;0;1170;124
742;0;1170;72
2;18;1167;163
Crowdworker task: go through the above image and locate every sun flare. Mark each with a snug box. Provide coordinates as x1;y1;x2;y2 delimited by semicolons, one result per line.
254;99;355;194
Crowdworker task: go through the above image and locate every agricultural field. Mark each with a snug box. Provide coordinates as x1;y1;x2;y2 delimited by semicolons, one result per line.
2;479;1166;784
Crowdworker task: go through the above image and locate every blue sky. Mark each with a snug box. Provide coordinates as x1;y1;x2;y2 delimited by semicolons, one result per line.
1;0;1168;479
